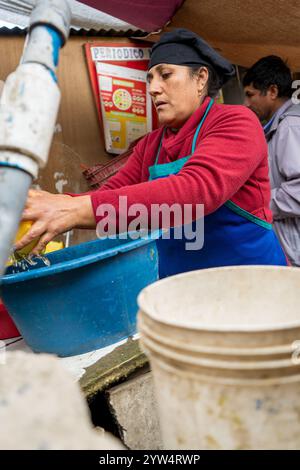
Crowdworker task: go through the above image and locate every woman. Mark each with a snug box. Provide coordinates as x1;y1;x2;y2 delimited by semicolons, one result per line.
16;29;287;277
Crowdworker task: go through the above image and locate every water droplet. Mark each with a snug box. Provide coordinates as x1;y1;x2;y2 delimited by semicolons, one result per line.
36;255;51;267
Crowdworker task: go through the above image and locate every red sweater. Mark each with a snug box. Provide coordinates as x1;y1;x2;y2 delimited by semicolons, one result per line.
77;97;272;228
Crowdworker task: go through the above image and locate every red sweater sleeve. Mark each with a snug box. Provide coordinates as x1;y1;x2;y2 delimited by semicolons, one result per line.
91;106;266;230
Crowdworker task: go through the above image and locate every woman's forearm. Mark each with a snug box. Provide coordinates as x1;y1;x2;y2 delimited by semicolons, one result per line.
72;195;96;229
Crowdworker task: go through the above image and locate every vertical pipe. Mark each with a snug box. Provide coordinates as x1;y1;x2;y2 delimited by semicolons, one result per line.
0;166;32;274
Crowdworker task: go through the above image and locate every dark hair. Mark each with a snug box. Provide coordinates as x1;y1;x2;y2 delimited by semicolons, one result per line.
242;55;292;98
189;65;222;98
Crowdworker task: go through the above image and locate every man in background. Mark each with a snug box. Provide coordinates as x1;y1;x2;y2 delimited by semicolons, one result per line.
243;55;300;266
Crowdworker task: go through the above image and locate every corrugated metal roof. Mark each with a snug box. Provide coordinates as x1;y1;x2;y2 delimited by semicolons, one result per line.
68;28;147;37
0;26;24;35
0;25;147;37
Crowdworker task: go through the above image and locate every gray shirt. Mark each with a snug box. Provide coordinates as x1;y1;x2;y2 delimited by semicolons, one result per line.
266;99;300;266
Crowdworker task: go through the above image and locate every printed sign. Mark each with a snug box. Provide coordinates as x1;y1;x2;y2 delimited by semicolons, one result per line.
91;46;150;62
96;62;152;154
85;41;157;155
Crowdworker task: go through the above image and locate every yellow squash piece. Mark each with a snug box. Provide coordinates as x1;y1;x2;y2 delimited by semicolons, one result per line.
6;221;64;266
14;221;39;256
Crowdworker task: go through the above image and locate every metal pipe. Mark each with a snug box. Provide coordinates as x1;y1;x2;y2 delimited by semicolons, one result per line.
0;165;32;274
0;0;71;276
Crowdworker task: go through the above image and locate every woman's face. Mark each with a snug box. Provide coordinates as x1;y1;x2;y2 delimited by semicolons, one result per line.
147;64;208;128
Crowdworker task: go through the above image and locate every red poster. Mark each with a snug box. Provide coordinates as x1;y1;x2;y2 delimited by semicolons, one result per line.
85;41;158;154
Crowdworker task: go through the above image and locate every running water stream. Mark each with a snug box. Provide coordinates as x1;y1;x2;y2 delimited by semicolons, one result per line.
7;251;51;273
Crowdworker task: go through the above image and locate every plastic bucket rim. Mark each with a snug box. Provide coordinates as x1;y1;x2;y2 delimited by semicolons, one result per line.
138;314;297;356
140;304;300;335
138;265;300;333
140;333;300;371
1;230;161;285
152;355;300;387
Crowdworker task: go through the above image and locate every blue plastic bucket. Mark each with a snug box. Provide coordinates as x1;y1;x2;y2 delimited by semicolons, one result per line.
0;232;159;356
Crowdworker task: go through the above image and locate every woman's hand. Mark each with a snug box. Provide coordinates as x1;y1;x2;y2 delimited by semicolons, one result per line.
14;189;96;255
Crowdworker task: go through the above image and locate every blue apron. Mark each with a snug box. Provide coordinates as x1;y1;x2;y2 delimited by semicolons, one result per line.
148;99;287;278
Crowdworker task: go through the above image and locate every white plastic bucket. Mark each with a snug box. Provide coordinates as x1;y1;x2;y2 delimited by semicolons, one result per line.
138;266;300;449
